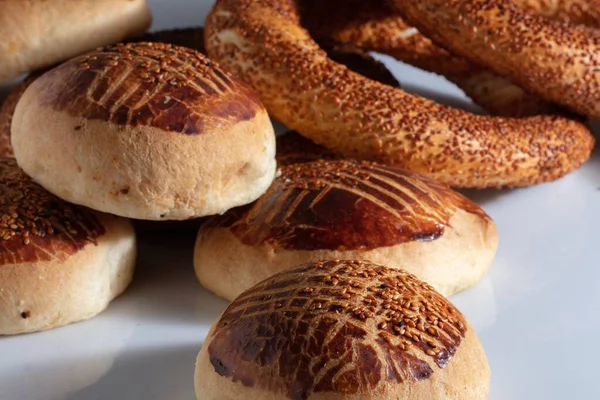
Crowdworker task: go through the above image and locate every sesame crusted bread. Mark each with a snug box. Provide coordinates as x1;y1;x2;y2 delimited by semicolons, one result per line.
0;159;136;335
204;0;594;188
11;42;277;221
391;0;600;118
518;0;600;26
300;0;562;118
195;260;490;399
0;0;152;83
194;143;498;300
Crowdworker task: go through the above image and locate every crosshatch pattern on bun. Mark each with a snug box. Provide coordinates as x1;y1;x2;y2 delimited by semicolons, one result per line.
204;0;594;188
194;149;498;300
0;159;136;335
195;260;490;400
11;41;277;221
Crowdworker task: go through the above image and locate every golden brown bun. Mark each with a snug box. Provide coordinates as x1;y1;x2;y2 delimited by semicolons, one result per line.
0;159;136;335
11;42;277;221
204;0;594;188
0;0;152;83
0;27;206;161
194;151;498;300
391;0;600;118
195;260;490;400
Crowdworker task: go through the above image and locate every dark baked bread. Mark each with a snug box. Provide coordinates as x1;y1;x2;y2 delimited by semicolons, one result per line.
194;157;498;299
195;260;490;399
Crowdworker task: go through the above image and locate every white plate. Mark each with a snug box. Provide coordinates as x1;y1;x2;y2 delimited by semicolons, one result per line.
1;1;599;399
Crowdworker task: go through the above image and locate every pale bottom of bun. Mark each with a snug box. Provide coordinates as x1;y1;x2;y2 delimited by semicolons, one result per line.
0;215;136;335
12;107;278;221
194;320;490;400
194;209;498;301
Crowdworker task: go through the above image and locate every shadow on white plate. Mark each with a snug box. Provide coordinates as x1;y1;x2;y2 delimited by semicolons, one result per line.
61;344;200;400
123;229;229;327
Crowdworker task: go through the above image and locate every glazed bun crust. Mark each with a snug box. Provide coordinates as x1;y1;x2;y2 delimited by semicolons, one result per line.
0;0;152;83
195;156;497;300
0;159;136;335
11;42;277;220
195;260;490;400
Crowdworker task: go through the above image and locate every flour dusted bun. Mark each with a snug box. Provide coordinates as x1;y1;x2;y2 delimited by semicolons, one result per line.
11;42;277;220
194;140;498;300
195;259;490;399
0;0;152;83
0;159;136;335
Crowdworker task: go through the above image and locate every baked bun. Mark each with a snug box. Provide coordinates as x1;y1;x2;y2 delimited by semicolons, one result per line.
0;0;152;83
11;42;277;220
0;159;136;335
194;148;498;300
195;259;490;399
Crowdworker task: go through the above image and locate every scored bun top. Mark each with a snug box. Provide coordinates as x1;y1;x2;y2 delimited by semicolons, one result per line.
26;41;263;135
203;157;489;251
206;259;475;398
0;159;105;264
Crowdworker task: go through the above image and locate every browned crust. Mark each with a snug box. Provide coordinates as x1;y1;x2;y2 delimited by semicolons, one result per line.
518;0;600;26
0;28;210;156
391;0;600;118
300;0;565;118
0;158;105;264
31;42;262;135
207;260;468;398
204;0;594;188
203;159;488;251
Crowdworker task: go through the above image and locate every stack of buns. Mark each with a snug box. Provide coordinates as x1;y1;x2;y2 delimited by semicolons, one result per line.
13;0;597;398
0;2;279;335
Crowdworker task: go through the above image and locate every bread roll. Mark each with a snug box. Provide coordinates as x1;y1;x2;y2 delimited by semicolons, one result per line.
194;144;498;300
0;0;152;83
195;259;490;399
11;42;277;221
0;159;136;335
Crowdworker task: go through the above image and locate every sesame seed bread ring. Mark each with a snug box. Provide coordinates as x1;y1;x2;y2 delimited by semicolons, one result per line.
519;0;600;26
11;42;277;221
301;0;561;118
204;0;594;188
0;0;152;84
195;260;490;400
391;0;600;119
194;142;498;300
0;159;136;335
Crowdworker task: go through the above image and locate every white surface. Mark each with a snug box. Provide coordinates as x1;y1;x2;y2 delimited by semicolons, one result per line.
1;1;599;399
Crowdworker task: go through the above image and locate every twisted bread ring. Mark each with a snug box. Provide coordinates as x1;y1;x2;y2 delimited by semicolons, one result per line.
302;0;597;117
520;0;600;26
205;0;594;188
392;0;600;118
